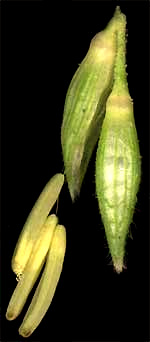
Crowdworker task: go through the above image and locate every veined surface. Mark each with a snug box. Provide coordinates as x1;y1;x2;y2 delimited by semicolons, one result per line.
61;12;119;200
96;115;141;270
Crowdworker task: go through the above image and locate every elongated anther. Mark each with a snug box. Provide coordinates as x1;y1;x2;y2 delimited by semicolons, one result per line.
6;214;58;320
12;173;64;276
18;225;66;338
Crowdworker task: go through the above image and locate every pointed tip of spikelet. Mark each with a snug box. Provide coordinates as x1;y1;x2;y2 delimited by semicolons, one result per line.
115;6;121;14
113;259;124;274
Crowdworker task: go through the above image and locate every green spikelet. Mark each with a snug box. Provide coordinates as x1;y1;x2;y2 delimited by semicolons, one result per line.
61;10;119;201
96;7;141;273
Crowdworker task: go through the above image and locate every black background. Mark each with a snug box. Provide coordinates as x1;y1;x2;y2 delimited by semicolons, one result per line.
2;1;149;342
